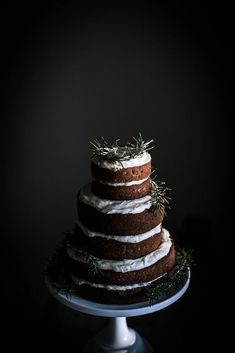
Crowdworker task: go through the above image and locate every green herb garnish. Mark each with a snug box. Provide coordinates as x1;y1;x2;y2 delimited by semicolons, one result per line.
90;133;154;163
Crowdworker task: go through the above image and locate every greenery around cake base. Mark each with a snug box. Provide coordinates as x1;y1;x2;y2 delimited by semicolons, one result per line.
45;243;193;305
144;247;193;306
45;241;77;300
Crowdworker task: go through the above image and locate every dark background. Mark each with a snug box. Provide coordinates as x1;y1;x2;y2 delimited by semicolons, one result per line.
2;1;231;352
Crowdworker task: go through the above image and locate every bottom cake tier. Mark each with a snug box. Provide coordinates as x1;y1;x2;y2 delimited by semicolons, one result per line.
66;228;176;304
68;277;166;304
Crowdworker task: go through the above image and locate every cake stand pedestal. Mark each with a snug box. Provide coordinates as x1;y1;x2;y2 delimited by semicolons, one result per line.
46;269;190;353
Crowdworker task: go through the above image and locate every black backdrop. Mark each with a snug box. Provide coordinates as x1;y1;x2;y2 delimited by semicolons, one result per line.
2;2;231;351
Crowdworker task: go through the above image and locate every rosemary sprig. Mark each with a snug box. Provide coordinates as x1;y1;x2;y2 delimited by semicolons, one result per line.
46;242;103;299
90;133;154;163
150;178;171;215
69;247;103;277
50;279;76;300
128;133;154;158
90;137;126;163
45;243;76;299
145;247;193;306
83;250;104;277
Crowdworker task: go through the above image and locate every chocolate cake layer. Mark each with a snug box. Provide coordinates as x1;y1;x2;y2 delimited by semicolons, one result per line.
91;161;151;183
67;245;175;285
68;226;163;260
77;197;164;235
91;179;151;200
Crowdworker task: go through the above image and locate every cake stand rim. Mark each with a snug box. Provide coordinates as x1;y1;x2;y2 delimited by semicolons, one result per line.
45;268;190;317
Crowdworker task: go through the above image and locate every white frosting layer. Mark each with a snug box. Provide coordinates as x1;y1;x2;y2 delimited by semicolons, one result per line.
98;177;149;187
70;273;165;291
67;228;172;272
79;184;152;214
92;152;151;171
77;219;161;243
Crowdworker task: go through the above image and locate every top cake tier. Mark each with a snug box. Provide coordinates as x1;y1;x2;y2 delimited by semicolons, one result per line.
91;151;152;200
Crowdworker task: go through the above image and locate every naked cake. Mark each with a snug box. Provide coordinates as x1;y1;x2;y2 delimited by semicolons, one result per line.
66;134;175;304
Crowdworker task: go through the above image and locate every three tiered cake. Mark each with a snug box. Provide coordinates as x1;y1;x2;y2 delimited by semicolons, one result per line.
66;135;176;304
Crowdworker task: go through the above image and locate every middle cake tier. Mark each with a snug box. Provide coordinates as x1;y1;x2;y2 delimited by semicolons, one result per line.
77;183;164;235
68;220;163;260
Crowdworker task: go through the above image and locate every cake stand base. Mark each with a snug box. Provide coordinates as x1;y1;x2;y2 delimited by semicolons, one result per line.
82;316;153;353
46;267;190;353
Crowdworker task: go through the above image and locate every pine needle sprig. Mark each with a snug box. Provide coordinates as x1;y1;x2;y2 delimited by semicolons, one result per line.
90;133;154;163
145;247;193;306
150;178;171;215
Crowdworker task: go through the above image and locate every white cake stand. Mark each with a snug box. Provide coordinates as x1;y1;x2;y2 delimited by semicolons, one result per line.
46;269;190;353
